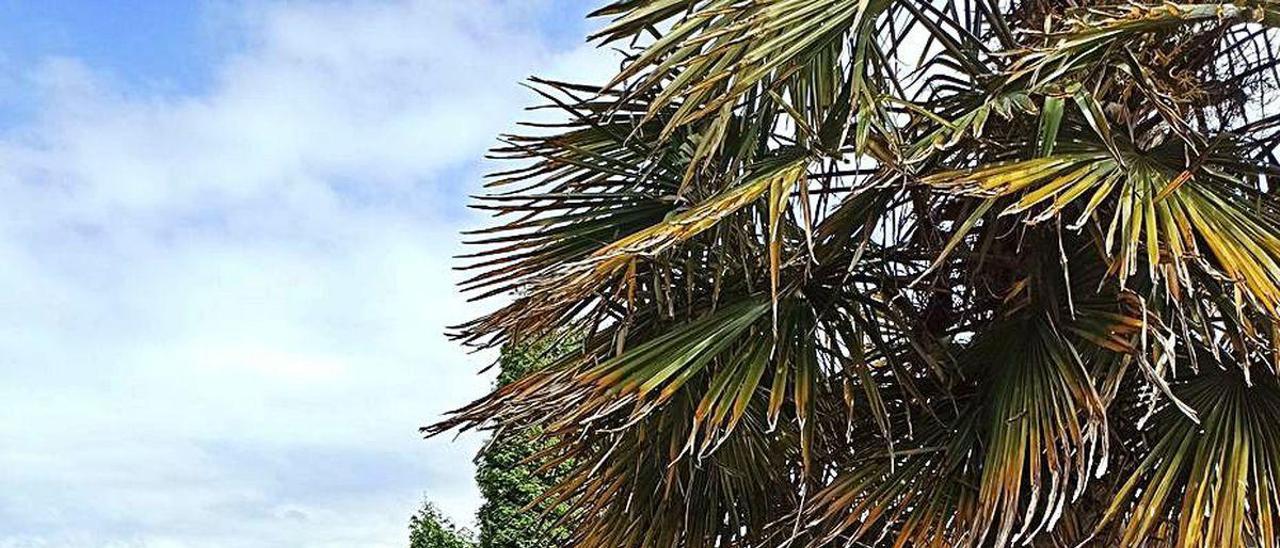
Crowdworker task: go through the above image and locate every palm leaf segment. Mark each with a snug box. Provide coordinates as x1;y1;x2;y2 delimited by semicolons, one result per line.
428;2;1280;546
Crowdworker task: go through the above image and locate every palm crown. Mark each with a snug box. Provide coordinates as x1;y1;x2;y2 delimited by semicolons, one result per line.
427;1;1280;546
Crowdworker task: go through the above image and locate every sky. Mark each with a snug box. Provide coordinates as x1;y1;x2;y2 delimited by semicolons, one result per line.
0;1;611;546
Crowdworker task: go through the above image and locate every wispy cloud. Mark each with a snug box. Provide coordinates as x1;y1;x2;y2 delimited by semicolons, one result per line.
0;1;609;546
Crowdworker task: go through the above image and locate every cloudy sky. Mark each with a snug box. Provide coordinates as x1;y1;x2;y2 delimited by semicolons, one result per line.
0;1;610;546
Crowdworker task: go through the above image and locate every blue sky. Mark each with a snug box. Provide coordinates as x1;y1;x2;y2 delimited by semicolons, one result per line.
0;2;223;123
0;2;610;546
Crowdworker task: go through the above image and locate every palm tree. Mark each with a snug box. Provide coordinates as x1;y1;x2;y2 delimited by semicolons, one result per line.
426;1;1280;546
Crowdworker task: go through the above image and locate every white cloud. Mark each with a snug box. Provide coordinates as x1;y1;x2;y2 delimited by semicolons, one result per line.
0;1;612;546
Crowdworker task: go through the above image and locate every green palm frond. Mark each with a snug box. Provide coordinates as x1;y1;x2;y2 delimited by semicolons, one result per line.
792;308;1116;548
925;144;1280;316
1097;368;1280;547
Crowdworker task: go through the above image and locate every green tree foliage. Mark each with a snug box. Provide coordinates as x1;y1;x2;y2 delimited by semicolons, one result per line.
473;340;574;548
427;1;1280;546
409;500;474;548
